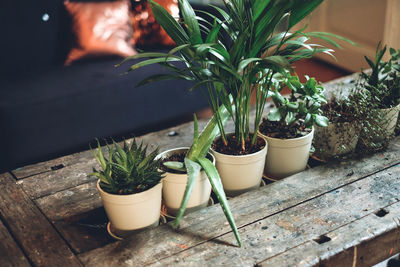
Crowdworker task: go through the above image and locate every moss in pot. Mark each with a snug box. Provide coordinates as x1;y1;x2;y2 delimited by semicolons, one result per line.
89;139;164;234
258;74;328;179
313;94;361;159
357;42;400;151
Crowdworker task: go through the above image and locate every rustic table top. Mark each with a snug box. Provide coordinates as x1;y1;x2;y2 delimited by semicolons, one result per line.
1;74;400;267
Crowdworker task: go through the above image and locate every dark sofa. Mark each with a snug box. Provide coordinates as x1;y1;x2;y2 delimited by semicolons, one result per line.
0;0;210;172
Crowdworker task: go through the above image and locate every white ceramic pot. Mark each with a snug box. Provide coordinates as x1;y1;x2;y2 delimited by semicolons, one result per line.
97;181;162;231
379;103;400;135
157;147;214;216
314;122;359;158
211;136;267;197
259;127;314;179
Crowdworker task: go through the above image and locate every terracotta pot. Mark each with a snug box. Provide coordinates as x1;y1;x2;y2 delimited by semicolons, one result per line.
314;122;360;158
157;147;214;216
97;181;162;231
211;136;267;197
259;127;314;179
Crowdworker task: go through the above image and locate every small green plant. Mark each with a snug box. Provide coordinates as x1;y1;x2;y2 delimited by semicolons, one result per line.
361;42;400;109
89;139;164;195
261;74;328;137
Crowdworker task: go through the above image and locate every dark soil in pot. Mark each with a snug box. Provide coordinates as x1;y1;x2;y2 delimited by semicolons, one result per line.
259;119;311;139
212;133;265;156
321;101;356;124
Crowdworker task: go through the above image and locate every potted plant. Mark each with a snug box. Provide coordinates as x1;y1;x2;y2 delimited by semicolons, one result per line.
358;42;400;149
313;93;361;159
258;74;329;179
157;147;215;216
119;0;351;246
89;139;164;234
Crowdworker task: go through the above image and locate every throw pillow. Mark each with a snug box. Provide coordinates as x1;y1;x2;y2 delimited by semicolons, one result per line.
131;0;178;47
64;0;136;65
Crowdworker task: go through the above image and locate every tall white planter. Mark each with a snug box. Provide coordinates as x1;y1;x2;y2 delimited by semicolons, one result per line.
259;127;314;179
314;122;359;158
97;181;162;231
211;137;267;197
157;147;214;216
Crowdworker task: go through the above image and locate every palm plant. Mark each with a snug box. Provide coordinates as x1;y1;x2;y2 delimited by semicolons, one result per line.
119;0;352;246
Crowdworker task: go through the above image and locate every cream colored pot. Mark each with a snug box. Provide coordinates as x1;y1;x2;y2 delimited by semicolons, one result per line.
259;127;314;179
97;181;162;231
314;122;359;158
157;147;214;216
379;103;400;135
211;137;267;197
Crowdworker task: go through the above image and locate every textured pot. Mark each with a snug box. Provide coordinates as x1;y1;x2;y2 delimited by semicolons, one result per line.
97;181;162;231
211;136;267;197
314;122;359;158
157;147;214;216
259;127;314;179
379;103;400;135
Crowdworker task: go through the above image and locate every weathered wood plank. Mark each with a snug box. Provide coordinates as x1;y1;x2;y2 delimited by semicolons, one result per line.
12;153;89;179
53;208;115;254
262;201;400;267
19;158;99;199
35;181;101;221
0;217;31;267
0;173;82;267
78;139;400;266
148;164;400;266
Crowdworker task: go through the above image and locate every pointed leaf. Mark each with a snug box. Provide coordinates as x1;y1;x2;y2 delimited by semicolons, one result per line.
173;158;201;227
149;0;189;45
197;157;241;247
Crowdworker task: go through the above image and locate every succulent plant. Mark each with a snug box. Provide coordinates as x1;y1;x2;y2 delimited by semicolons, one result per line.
360;42;400;109
89;139;164;195
267;74;328;129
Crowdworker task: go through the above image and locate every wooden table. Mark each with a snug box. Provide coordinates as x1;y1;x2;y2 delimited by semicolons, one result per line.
1;75;400;266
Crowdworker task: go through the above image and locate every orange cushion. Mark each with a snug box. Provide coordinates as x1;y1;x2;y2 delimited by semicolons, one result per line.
64;0;136;65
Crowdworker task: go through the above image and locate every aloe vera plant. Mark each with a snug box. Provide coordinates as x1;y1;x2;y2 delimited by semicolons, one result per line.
89;139;164;195
120;0;353;247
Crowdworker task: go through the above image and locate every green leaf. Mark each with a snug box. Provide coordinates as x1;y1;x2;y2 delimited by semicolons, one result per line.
127;57;183;72
178;0;202;44
163;161;186;172
268;108;283;121
237;58;261;72
193;114;199;142
197;157;241;247
173;158;201;227
314;114;329;127
304;113;312;125
288;0;323;29
272;91;285;105
91;140;106;170
205;22;221;43
149;0;189;45
285;111;295;125
287;102;299;110
136;74;193;88
252;0;271;22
